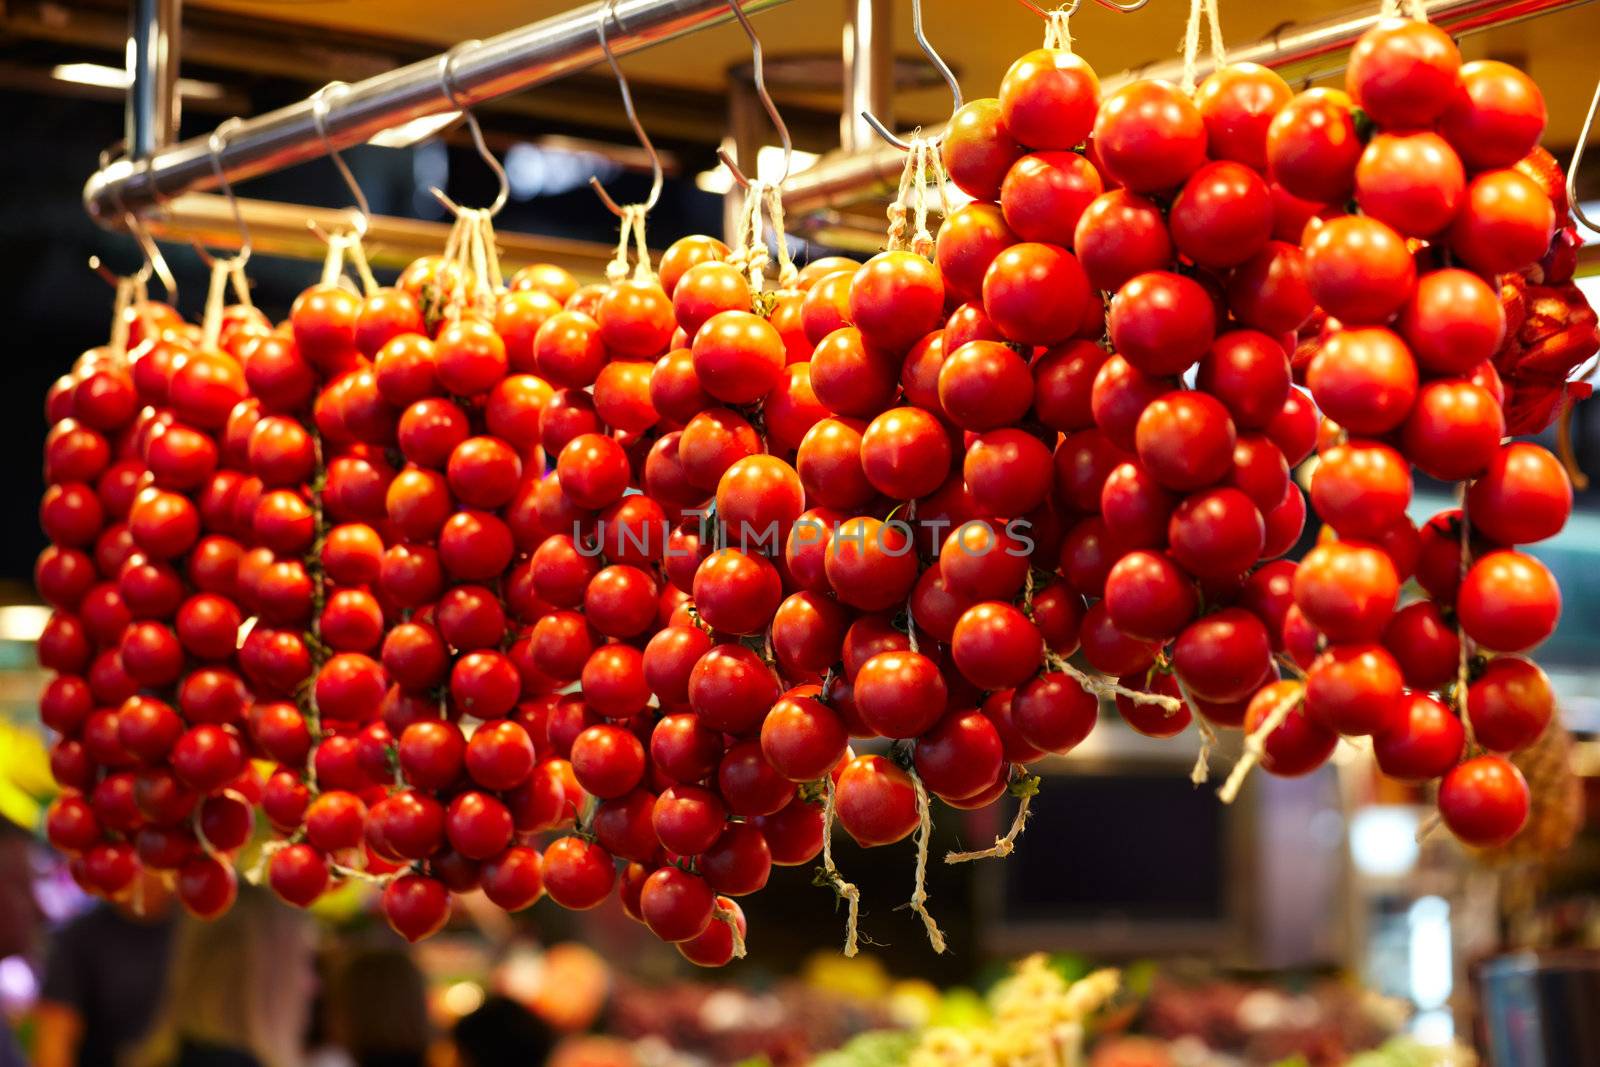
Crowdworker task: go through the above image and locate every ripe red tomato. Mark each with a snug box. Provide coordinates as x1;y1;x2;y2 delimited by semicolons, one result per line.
1167;487;1265;579
834;755;918;847
673;261;751;339
1194;63;1292;169
1266;89;1361;203
938;340;1034;432
691;310;785;405
999;47;1099;150
687;644;780;735
1449;169;1555;276
657;235;730;297
1089;354;1169;452
1438;756;1529;846
1293;541;1399;643
641;866;717;943
680;408;761;491
1398;269;1506;376
800;270;855;346
963;429;1051;518
1400;379;1505;482
1457;550;1560;652
597;278;674;359
543;835;617;910
1114;671;1189;738
860;407;954;502
1169;161;1273;268
1304;642;1403;737
1310;441;1412;541
1371;691;1463;781
1467;443;1572;546
1346;17;1461;127
982;243;1090;347
1440;60;1546;170
1104;550;1197;642
1073;190;1173;292
1109;272;1217;377
692;549;782;635
853;651;948;739
1303;216;1416;325
999;152;1102;247
1306;328;1418;436
1195;330;1291;431
942;98;1024;201
914;707;1005;802
935;203;1017;302
1134;391;1236;492
849;251;944;354
1355;132;1465;238
760;689;848;781
267;842;329;908
1379;601;1458;692
810;327;901;417
1468;656;1553;753
569;724;646;799
1092;80;1206;192
1032;340;1107;433
1245;681;1336;776
1173;608;1273;703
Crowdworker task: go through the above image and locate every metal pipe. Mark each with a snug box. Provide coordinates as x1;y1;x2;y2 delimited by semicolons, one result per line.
150;193;623;278
127;0;183;157
840;0;893;154
86;0;794;225
783;0;1594;216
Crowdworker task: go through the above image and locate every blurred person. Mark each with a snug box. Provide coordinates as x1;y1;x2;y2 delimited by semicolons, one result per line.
132;887;318;1067
34;872;175;1067
449;996;553;1067
323;947;429;1067
0;822;46;1067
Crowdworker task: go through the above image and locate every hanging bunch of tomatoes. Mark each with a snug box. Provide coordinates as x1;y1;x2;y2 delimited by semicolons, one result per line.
33;4;1596;964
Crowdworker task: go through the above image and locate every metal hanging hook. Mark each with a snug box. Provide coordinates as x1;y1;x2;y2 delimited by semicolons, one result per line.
93;142;162;296
1568;77;1600;233
862;0;963;151
437;41;511;217
1015;0;1152;15
716;0;793;188
310;81;372;236
589;0;664;217
124;199;178;305
207;118;252;265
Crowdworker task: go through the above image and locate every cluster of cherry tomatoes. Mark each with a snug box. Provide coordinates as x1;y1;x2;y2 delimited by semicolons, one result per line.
936;13;1576;848
39;296;270;919
34;10;1587;963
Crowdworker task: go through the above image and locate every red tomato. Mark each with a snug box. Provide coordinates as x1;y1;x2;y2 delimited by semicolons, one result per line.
1441;60;1546;170
1355;132;1465;238
1091;80;1206;192
999;47;1099;150
1346;17;1461;128
1194;62;1292;169
1266;89;1361;203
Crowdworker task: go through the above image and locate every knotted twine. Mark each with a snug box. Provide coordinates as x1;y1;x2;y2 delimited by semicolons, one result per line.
1217;683;1304;804
434;203;506;322
885;134;952;259
1179;0;1227;96
200;254;255;351
727;180;800;297
605;202;655;286
1045;4;1075;52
